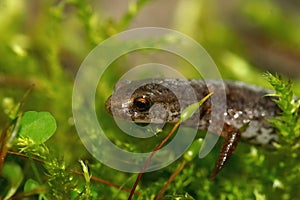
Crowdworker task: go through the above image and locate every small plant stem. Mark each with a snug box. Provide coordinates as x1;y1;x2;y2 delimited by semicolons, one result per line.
30;158;43;184
69;170;140;195
128;120;182;200
0;123;11;172
155;160;187;200
0;85;35;172
10;186;48;200
7;151;44;163
0;75;39;89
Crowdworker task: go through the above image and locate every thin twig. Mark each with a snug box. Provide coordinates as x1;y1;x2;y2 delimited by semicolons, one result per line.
0;85;34;172
0;123;11;172
155;160;187;200
128;121;181;200
7;151;44;163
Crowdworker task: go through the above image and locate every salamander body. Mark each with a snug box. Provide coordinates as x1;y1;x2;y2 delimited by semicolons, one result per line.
105;79;281;178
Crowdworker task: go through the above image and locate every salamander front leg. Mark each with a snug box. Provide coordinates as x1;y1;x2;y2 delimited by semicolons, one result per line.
210;123;249;179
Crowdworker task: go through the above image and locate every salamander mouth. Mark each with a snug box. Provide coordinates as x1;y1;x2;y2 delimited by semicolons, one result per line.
135;122;150;127
105;95;112;114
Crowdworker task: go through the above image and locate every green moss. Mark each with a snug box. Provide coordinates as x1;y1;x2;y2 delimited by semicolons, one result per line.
0;0;300;199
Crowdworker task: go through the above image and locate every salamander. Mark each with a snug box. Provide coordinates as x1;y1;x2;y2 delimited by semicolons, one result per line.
105;78;282;178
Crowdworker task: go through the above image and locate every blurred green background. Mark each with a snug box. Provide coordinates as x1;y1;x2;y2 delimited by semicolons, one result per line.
1;0;300;199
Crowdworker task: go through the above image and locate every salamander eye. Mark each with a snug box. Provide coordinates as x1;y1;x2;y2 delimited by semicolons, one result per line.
133;96;152;111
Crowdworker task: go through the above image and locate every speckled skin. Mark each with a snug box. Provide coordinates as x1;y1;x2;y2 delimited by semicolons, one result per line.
105;78;281;178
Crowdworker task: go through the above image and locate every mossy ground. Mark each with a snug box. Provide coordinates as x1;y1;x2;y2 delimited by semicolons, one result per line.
0;0;299;199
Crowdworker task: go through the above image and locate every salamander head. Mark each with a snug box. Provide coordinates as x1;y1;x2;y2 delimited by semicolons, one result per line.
105;79;182;124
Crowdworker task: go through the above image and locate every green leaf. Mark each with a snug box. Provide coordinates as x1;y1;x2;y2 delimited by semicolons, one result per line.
24;179;40;192
184;138;204;162
2;162;24;200
19;111;57;144
180;92;213;122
